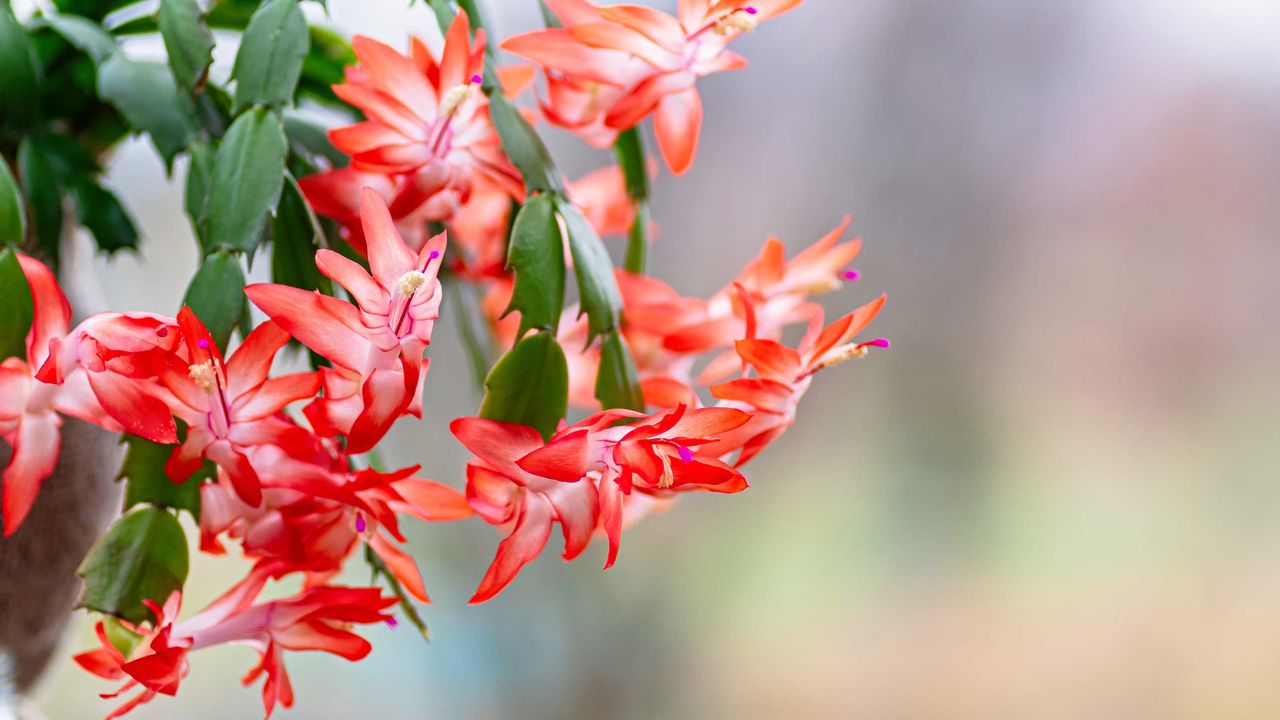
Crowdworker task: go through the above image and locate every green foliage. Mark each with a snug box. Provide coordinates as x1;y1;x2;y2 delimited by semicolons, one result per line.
51;0;137;22
504;193;564;338
486;90;563;195
595;330;644;411
271;173;332;294
43;13;118;65
0;247;34;362
96;54;198;168
205;108;287;253
159;0;214;94
120;433;203;518
182;250;247;351
298;25;356;106
479;332;570;442
558;200;623;342
613;127;650;272
184;140;214;239
71;179;138;253
284;110;347;167
233;0;308;111
78;505;189;625
0;2;40;130
0;157;24;245
17;139;64;264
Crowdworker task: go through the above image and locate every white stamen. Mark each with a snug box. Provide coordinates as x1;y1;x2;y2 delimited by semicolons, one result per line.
715;14;757;35
814;344;868;372
188;360;217;393
397;270;430;298
656;449;676;489
439;84;473;118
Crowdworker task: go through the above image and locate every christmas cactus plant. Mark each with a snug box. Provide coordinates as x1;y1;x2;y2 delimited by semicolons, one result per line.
0;0;888;716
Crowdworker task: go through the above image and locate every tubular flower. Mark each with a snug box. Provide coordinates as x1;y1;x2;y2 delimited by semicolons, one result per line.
37;310;185;444
505;0;803;173
518;405;750;568
708;294;887;465
450;417;600;604
0;254;127;533
76;563;396;719
156;308;320;507
245;190;446;452
328;11;522;217
200;445;471;602
628;215;864;383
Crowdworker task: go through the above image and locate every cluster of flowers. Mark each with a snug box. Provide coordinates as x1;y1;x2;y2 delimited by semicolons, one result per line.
0;1;884;717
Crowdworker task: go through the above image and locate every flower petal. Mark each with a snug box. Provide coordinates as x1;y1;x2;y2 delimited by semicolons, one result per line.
470;491;553;603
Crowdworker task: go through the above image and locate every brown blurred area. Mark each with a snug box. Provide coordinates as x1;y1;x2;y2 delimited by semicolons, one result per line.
27;0;1280;718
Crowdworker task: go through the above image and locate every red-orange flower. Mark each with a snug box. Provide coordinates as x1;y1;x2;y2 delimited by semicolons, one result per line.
328;11;521;219
505;0;803;173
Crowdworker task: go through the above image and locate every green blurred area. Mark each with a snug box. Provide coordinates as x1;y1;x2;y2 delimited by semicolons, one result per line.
32;0;1280;718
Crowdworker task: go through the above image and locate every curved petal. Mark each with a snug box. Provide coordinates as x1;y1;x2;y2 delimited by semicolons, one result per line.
225;321;291;399
331;83;427;142
87;370;177;444
570;22;681;68
17;253;71;368
516;428;591;482
244;284;376;372
439;10;474;92
653;87;702;175
597;5;687;54
233;372;322;422
1;412;61;535
359;189;417;290
345;367;410;454
205;439;262;507
389;478;473;521
599;471;625;569
367;531;430;603
502;29;633;87
350;36;438;120
449;417;544;477
470;492;553;603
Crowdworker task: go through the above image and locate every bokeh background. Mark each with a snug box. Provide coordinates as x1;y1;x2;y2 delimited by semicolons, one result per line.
25;0;1280;717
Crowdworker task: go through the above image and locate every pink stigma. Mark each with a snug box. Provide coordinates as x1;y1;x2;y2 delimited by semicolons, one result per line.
471;74;483;84
355;514;367;533
429;249;440;260
843;269;860;281
744;6;758;14
196;338;209;349
677;445;694;463
386;616;399;629
866;338;890;349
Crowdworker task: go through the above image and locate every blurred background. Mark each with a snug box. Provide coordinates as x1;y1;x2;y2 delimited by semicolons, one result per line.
26;0;1280;717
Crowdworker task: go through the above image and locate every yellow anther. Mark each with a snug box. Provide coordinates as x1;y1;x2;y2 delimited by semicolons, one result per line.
188;360;217;394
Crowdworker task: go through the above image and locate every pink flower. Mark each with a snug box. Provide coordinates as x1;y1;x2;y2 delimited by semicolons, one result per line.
505;0;803;173
450;417;600;603
0;253;111;533
158;308;320;506
708;295;887;464
245;189;446;452
518;405;750;568
76;562;396;719
328;11;522;218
